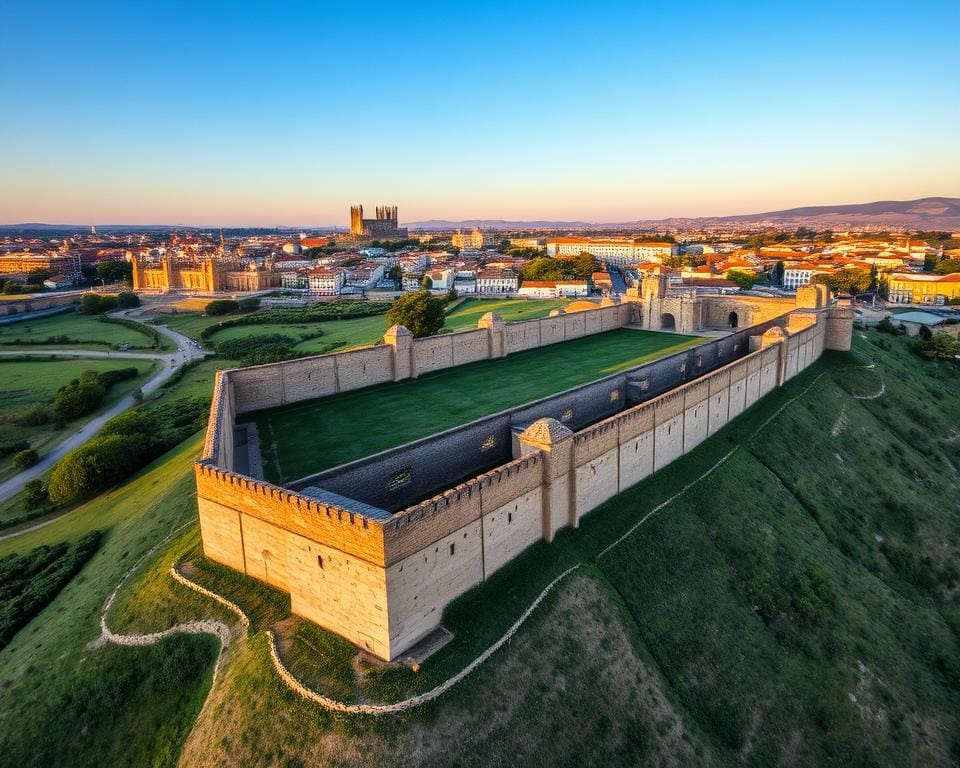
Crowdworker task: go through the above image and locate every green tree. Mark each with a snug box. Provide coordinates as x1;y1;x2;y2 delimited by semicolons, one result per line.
930;331;960;361
12;449;39;470
95;260;133;284
116;291;140;308
4;282;24;295
52;374;107;420
421;275;434;290
79;293;102;314
205;299;239;316
520;257;565;282
726;270;756;290
48;433;153;503
388;264;403;285
23;479;48;510
772;261;785;286
237;297;261;312
386;290;445;338
933;259;960;275
570;252;600;279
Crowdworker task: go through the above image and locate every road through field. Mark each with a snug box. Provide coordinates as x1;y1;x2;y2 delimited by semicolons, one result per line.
0;319;206;508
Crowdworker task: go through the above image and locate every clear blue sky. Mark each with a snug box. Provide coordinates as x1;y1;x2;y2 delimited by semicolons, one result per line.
2;0;958;225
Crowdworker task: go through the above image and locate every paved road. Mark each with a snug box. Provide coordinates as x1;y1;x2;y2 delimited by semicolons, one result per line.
0;315;206;506
0;349;171;360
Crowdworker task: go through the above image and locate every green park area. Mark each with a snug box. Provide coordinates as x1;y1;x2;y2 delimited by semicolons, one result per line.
0;358;158;482
245;328;700;483
160;297;572;354
2;330;960;766
0;310;167;351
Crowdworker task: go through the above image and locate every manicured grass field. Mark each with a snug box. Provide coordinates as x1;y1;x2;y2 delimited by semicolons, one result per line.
246;328;701;482
0;311;159;350
443;297;571;330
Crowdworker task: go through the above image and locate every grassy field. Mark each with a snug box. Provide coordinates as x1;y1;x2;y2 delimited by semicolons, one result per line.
443;297;571;330
158;297;572;353
0;437;218;767
2;330;959;766
0;358;158;481
246;328;701;482
0;310;161;350
147;356;242;406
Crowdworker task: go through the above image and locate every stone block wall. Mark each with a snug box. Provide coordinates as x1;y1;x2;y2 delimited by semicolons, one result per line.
197;302;842;661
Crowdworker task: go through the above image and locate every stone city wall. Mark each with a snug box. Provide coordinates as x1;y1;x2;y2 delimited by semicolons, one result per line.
226;302;630;417
371;311;833;657
196;303;847;660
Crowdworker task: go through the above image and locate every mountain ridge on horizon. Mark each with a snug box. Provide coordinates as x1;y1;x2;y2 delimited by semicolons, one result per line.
2;196;958;233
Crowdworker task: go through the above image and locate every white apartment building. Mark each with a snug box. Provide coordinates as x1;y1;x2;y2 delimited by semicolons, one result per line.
546;237;678;266
476;268;518;294
556;280;589;297
517;280;558;298
307;267;346;295
783;266;829;290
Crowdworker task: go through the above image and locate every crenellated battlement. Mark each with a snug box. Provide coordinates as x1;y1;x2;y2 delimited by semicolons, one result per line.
196;295;850;661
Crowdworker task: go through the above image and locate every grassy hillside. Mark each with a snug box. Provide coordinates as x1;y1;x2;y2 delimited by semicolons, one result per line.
0;329;958;767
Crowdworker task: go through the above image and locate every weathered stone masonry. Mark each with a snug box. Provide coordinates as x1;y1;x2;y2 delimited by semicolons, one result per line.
197;297;854;660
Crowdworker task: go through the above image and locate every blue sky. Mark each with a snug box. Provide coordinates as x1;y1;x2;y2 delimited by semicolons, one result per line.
1;0;958;225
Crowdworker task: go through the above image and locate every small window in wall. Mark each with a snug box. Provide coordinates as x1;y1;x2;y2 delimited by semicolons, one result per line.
449;542;455;556
481;434;496;451
508;512;513;523
317;555;324;569
388;467;412;489
610;389;620;403
561;408;574;422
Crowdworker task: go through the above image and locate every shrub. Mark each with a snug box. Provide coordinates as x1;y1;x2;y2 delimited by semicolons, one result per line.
198;299;390;340
205;299;239;316
0;440;29;458
116;291;140;308
48;433;154;503
386;290;445;338
237;297;261;311
52;376;107;420
877;316;898;335
0;531;101;649
23;479;48;510
215;334;300;365
96;366;139;388
11;448;39;470
10;404;53;427
47;397;213;501
79;293;118;314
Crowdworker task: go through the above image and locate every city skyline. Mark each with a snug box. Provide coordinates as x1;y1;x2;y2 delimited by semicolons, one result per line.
2;0;959;225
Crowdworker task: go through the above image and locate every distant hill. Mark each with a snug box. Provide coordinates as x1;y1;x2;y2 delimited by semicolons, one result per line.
406;197;960;231
697;196;960;229
403;219;594;231
4;197;958;235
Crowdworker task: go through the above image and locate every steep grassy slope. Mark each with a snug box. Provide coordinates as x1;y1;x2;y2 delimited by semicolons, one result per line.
0;437;218;768
0;330;957;767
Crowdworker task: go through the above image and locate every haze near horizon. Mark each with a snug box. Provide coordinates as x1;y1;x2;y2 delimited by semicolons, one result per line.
1;0;958;226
